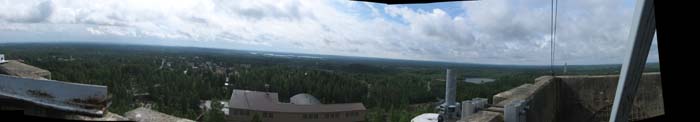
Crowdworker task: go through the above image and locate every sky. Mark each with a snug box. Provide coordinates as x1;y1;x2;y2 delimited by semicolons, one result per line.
0;0;658;65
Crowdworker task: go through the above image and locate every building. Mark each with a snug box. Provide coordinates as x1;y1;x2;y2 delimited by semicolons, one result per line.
414;68;662;122
200;100;230;115
414;72;664;122
125;107;195;122
228;89;366;122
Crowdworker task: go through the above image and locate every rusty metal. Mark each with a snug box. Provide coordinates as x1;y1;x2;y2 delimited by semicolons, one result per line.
0;74;109;116
27;89;55;99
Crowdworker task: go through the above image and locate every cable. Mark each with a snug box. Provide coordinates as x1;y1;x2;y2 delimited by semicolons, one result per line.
550;0;558;76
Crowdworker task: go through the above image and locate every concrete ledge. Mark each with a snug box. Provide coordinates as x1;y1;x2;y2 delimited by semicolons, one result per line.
460;111;503;122
483;107;503;113
525;75;560;122
456;73;662;122
533;76;554;87
492;84;536;107
557;72;663;121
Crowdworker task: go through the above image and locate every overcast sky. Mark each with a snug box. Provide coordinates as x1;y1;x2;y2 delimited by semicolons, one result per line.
0;0;658;65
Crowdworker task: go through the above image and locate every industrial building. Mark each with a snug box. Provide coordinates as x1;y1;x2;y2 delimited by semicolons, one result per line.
228;89;366;122
412;70;664;122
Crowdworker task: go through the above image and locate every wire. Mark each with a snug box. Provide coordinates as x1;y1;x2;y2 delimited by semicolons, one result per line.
550;0;558;76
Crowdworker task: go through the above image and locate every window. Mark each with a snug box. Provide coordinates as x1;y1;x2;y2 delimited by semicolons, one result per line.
325;113;341;118
262;112;274;118
346;112;359;117
303;114;319;119
241;110;249;115
231;109;241;115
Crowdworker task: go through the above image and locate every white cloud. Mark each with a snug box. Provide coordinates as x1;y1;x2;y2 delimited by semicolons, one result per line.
457;0;646;64
0;0;652;65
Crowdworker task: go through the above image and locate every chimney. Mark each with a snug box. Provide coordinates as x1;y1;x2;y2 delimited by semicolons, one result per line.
0;54;6;64
563;62;568;74
440;68;460;122
264;84;270;96
445;69;456;106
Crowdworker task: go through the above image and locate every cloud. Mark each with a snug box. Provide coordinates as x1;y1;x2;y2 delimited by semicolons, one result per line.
457;0;645;64
0;0;651;65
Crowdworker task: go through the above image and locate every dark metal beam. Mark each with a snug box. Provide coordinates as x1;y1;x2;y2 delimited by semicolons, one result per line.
609;0;656;121
0;74;109;116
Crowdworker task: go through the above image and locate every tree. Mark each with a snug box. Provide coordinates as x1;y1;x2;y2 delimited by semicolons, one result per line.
251;113;262;122
203;102;225;122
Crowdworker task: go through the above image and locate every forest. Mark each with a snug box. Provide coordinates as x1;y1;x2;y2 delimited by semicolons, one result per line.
0;43;659;122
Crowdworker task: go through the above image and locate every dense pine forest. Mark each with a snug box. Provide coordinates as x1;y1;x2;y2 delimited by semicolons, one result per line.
0;43;659;122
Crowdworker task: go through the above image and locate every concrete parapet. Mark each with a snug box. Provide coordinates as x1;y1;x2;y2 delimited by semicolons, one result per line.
460;111;503;122
492;84;536;107
524;76;560;122
461;72;662;122
556;72;663;122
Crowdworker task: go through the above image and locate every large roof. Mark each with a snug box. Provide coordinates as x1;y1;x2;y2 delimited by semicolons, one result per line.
229;89;366;113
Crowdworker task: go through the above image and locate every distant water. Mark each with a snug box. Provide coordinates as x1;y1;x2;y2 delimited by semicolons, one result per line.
464;78;496;84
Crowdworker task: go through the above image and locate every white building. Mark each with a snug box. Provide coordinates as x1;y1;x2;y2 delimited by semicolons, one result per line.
0;54;7;64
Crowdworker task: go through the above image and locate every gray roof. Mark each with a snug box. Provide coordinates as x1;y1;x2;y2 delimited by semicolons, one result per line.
0;60;50;80
290;93;321;105
63;111;130;121
125;107;195;122
0;74;109;116
229;89;366;113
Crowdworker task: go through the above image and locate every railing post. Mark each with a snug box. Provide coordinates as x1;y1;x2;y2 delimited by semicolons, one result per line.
609;0;656;121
